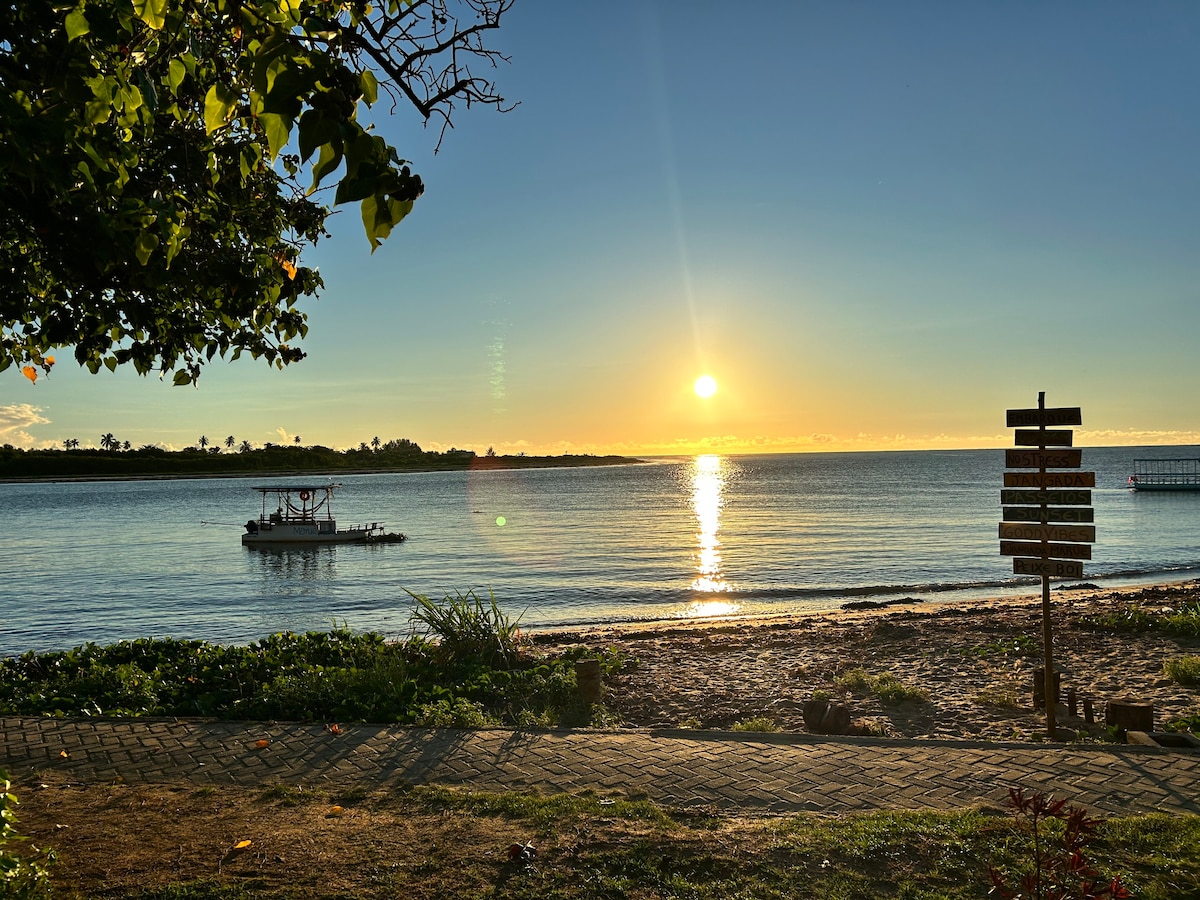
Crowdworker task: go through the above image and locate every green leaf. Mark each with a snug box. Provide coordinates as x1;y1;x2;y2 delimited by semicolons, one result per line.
203;84;237;134
297;109;338;163
65;8;90;41
173;370;192;386
104;357;118;372
167;59;187;95
134;230;159;266
259;113;291;160
310;141;343;190
360;70;379;105
133;0;169;30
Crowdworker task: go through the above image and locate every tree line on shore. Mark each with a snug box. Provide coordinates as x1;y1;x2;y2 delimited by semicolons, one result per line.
0;438;638;479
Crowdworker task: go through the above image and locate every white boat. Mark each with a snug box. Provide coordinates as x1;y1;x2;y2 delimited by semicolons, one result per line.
242;484;401;545
1128;459;1200;492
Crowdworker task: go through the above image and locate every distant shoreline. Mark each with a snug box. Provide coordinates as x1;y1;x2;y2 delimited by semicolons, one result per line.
0;455;646;485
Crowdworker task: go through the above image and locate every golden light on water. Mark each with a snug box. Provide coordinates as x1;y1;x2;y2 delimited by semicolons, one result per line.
690;454;733;597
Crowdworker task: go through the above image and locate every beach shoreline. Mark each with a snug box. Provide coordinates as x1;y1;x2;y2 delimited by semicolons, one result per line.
537;579;1200;743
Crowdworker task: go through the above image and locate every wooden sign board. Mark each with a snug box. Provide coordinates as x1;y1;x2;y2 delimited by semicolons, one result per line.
998;523;1095;543
1004;471;1095;489
1013;558;1084;579
1000;540;1092;561
1006;449;1083;469
1000;489;1091;506
1003;506;1094;523
1014;429;1074;447
1007;408;1082;428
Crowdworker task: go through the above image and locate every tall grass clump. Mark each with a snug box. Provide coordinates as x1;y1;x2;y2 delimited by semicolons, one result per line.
407;589;525;669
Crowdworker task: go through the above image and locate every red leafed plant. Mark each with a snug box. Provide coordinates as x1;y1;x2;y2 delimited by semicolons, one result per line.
989;788;1130;899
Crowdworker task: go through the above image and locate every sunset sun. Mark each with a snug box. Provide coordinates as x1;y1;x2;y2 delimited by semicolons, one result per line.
693;374;718;399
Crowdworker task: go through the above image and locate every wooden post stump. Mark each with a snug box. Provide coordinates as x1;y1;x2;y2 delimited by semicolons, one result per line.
1032;668;1061;709
1105;699;1154;734
575;658;602;703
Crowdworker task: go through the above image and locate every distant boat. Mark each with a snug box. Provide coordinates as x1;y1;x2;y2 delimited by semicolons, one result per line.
242;484;405;544
1128;459;1200;492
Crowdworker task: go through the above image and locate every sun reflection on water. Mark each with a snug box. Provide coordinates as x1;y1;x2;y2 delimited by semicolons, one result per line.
690;454;736;602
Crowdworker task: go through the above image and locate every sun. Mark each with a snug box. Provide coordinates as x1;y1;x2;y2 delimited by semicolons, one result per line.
693;374;718;399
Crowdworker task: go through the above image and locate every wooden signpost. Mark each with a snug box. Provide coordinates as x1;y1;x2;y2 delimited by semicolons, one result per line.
1002;392;1095;738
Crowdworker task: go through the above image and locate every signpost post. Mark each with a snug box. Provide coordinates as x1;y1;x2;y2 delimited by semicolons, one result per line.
1002;392;1095;738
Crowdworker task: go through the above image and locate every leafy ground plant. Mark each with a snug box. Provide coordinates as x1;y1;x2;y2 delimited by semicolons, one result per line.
1;770;55;899
988;788;1129;899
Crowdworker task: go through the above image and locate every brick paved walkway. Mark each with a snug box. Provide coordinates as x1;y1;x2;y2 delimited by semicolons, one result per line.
3;717;1199;816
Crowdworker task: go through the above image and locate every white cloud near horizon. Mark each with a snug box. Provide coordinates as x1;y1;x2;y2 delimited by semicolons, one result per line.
0;404;50;448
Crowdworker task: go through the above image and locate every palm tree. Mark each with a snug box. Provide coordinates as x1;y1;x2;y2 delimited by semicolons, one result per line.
122;441;131;451
371;435;381;452
197;435;209;450
100;433;117;451
225;435;236;450
293;435;301;446
239;440;253;453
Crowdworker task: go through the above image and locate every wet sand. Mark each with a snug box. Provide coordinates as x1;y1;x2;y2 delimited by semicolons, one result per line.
539;580;1200;741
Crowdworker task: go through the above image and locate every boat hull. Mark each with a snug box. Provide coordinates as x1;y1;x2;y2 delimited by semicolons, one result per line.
241;522;380;544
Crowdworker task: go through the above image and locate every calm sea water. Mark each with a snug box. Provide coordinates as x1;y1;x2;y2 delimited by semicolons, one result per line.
3;447;1199;656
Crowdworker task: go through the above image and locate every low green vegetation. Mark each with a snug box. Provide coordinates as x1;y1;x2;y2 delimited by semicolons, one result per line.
729;716;781;733
1164;655;1200;686
1077;602;1200;638
836;667;929;705
1;771;55;899
0;593;618;728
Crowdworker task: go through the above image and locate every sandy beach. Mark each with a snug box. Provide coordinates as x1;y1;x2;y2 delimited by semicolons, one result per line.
539;580;1200;742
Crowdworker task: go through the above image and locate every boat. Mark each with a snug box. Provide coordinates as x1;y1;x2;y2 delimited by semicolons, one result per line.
242;484;404;545
1127;459;1200;492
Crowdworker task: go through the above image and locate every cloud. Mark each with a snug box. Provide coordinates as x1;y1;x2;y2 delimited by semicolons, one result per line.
0;404;50;448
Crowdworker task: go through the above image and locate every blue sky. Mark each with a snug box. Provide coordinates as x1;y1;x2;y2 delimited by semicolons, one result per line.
4;1;1198;454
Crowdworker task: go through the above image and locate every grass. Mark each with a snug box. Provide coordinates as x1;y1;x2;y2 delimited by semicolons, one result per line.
1164;656;1200;686
1077;601;1200;637
730;716;781;733
23;778;1200;899
836;667;929;705
973;685;1025;710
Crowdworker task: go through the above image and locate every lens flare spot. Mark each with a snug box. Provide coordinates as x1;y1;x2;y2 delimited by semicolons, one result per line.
693;374;718;398
495;516;507;527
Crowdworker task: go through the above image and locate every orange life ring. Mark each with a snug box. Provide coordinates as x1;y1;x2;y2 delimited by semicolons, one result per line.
299;490;311;501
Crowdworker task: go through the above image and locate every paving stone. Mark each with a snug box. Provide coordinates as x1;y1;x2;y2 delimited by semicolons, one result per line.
3;718;1200;816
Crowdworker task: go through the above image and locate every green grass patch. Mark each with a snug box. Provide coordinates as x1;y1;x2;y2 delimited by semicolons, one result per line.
1078;602;1200;637
836;668;929;705
1164;655;1200;686
730;716;781;733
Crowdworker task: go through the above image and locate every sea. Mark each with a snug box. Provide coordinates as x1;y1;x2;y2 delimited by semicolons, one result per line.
3;446;1199;657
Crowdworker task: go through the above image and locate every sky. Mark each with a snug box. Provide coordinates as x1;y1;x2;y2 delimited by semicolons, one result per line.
4;1;1199;455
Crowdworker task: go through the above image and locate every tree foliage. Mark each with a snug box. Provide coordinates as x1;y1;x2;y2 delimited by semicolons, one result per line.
1;0;513;384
